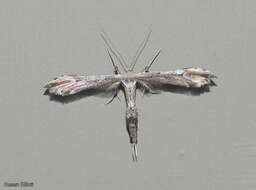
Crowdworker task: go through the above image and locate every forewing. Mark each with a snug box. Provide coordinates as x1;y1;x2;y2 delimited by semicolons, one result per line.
44;74;121;96
137;67;216;89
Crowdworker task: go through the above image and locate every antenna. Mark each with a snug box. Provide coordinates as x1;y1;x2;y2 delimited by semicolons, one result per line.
129;29;152;71
100;31;128;72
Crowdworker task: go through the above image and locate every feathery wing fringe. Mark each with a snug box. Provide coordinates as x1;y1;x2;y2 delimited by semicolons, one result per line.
44;74;121;96
137;67;216;89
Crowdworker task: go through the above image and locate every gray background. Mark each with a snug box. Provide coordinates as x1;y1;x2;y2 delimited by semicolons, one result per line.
0;0;255;189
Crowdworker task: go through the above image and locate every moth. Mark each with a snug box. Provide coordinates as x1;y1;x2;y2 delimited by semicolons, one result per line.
44;30;217;161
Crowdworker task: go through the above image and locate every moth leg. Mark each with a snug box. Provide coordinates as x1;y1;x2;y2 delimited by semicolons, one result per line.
100;31;128;72
106;88;120;105
107;50;120;74
132;144;138;162
141;88;146;97
143;50;161;72
139;81;159;94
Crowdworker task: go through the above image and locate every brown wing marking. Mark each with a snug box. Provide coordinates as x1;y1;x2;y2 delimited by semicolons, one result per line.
137;67;216;89
44;74;121;96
